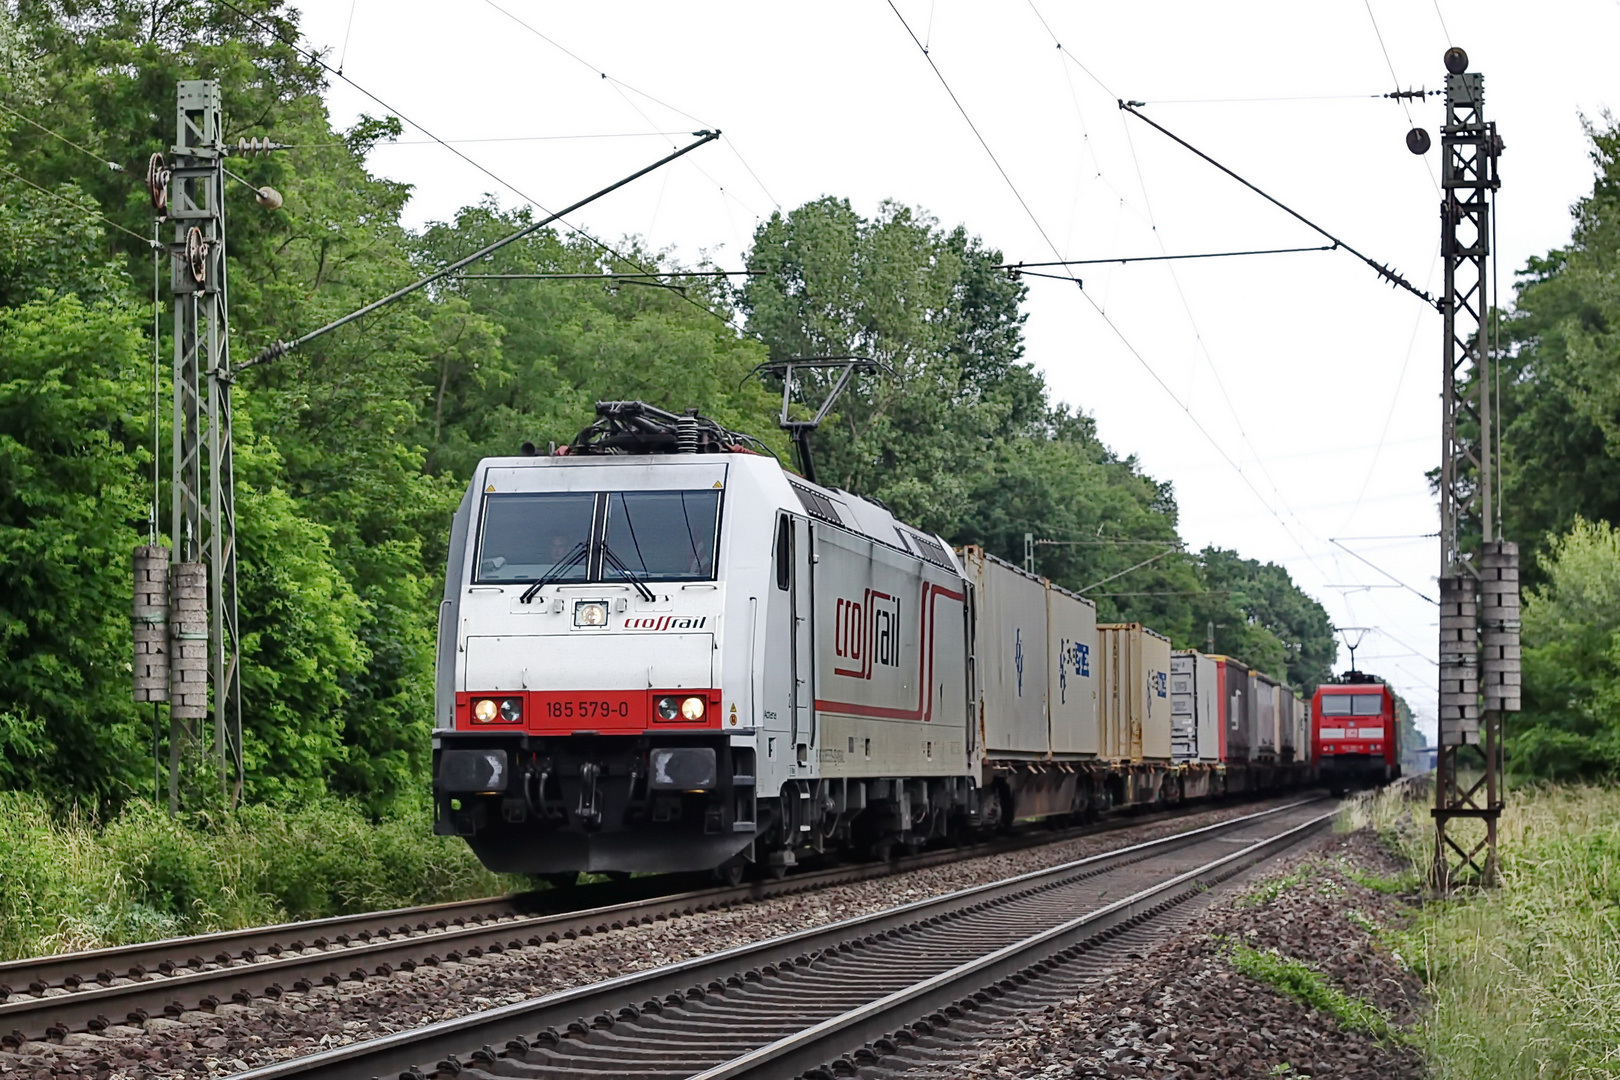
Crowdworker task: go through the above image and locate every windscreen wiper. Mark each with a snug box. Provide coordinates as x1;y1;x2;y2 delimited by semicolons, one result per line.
601;545;657;603
520;541;587;604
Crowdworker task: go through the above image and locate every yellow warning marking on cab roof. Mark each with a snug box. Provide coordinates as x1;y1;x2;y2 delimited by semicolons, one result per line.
713;480;724;488
486;484;496;492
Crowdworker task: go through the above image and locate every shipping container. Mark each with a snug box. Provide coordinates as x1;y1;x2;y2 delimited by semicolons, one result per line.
1294;696;1311;763
1097;624;1173;761
1213;657;1250;762
1047;582;1099;756
1278;685;1297;762
1251;670;1278;760
1170;650;1219;763
964;549;1049;756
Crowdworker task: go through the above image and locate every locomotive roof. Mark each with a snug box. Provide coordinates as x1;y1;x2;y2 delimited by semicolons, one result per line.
469;450;962;575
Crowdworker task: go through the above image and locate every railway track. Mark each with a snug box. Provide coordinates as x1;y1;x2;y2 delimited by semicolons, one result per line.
225;797;1335;1080
0;795;1292;1047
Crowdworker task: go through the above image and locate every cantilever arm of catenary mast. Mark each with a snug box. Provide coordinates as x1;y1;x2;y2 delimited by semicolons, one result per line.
239;130;721;372
1076;547;1182;594
1116;101;1437;310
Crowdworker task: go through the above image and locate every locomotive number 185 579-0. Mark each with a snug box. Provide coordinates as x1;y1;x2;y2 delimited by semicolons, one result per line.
545;699;632;719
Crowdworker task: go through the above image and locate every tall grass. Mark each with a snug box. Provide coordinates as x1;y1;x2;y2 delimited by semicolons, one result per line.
0;791;520;962
1345;782;1620;1079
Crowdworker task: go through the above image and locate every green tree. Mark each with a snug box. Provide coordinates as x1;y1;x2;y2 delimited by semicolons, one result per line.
0;295;151;800
414;203;782;476
1193;547;1337;692
1499;117;1620;583
1512;517;1620;779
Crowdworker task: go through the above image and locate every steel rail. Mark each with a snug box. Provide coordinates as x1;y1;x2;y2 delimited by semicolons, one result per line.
0;796;1280;1045
222;798;1325;1080
691;808;1336;1080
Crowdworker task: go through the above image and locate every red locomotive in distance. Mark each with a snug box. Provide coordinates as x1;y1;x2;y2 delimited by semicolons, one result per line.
1312;673;1401;795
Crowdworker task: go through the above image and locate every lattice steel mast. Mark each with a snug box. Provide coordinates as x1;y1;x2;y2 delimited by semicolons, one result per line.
166;80;242;804
1433;48;1515;890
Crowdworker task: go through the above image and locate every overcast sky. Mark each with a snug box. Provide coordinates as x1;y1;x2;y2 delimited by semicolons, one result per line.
290;0;1620;738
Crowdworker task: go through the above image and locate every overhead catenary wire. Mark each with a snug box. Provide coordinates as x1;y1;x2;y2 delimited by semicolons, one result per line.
890;1;1338;588
1328;538;1437;604
0;163;158;247
211;0;741;335
476;0;780;211
241;130;721;371
999;244;1336;271
1117;101;1434;307
1016;4;1341;588
885;0;1073;276
0;100;123;171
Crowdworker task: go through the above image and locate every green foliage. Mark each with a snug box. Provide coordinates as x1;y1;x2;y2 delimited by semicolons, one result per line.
0;296;152;800
1366;782;1620;1080
0;788;517;962
1225;941;1398;1040
1514;517;1620;779
1500;116;1620;583
1194;547;1337;691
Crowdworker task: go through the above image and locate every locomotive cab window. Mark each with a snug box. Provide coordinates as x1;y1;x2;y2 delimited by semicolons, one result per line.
1321;693;1385;717
604;490;721;581
475;492;594;583
1351;693;1384;716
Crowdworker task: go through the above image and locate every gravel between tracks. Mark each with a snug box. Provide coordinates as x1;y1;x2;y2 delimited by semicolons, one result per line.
891;828;1427;1080
0;799;1308;1079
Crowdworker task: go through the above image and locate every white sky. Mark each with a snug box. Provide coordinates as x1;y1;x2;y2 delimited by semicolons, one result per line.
292;0;1620;740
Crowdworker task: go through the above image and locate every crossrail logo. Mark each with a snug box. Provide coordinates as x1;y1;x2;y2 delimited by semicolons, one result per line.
623;615;709;631
833;589;901;680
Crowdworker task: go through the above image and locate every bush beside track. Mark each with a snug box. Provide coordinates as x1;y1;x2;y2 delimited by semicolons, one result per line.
0;791;519;962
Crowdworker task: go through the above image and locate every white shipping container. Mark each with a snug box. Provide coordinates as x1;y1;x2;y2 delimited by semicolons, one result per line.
1170;650;1219;763
1097;624;1173;762
1047;583;1099;756
965;548;1049;756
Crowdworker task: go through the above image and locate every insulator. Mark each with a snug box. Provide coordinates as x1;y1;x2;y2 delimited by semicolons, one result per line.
677;410;699;454
231;137;281;157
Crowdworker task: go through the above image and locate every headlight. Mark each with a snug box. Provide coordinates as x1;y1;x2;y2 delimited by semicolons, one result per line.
472;698;498;723
574;600;608;627
656;696;680;721
680;696;706;721
499;697;523;723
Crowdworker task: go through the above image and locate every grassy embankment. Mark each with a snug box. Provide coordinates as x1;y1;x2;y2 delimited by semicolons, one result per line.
0;791;522;963
1348;781;1620;1079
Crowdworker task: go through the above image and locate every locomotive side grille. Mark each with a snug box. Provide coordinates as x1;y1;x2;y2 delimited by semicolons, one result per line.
902;530;956;571
789;480;844;525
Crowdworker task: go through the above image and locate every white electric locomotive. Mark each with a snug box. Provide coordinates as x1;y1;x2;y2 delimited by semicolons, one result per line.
432;403;986;880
